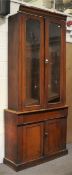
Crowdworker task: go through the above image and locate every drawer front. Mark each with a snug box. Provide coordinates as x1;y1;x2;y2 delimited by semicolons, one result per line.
17;107;67;125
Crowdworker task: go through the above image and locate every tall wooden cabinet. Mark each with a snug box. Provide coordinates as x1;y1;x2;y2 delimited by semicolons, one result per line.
4;5;68;171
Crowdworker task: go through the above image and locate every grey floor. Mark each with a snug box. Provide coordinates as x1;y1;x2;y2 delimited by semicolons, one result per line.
0;144;72;175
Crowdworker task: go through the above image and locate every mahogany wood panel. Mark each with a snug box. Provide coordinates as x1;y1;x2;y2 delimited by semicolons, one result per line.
17;106;68;125
4;111;17;163
8;14;19;110
23;123;43;161
44;118;67;156
17;123;44;163
8;14;22;111
17;126;23;163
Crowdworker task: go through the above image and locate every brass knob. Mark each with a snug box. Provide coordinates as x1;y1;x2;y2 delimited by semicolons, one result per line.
44;132;48;136
45;59;49;64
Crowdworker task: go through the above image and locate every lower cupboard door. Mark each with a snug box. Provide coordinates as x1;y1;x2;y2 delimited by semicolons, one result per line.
17;122;44;163
44;118;67;156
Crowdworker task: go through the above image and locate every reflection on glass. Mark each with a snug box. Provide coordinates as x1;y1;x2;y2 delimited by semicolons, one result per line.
25;19;40;105
48;23;61;103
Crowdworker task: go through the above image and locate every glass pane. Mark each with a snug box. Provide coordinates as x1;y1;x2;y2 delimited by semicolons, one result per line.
25;18;40;106
48;23;61;103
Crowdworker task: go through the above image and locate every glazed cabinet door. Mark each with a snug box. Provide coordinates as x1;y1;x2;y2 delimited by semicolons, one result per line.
45;18;66;107
17;122;44;163
44;118;67;156
21;14;44;110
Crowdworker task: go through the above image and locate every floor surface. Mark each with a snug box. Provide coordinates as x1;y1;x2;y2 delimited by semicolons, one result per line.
0;144;72;175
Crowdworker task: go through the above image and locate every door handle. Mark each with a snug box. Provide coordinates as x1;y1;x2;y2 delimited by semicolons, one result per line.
45;59;49;64
44;132;48;136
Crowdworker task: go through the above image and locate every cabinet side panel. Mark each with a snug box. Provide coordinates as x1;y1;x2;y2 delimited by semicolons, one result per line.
8;14;19;110
4;111;17;163
17;126;23;163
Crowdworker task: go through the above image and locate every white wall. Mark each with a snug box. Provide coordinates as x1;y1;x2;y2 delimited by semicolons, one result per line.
0;0;72;164
0;17;8;163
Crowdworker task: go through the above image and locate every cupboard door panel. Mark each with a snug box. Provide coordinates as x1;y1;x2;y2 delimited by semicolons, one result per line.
44;118;66;156
18;122;44;163
24;123;44;161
